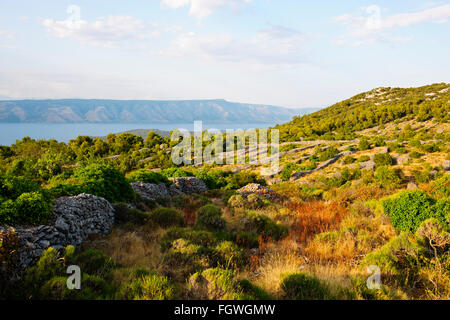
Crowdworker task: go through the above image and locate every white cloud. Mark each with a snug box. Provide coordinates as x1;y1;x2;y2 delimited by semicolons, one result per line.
42;15;161;47
0;30;14;39
161;0;252;18
333;4;450;45
160;25;309;68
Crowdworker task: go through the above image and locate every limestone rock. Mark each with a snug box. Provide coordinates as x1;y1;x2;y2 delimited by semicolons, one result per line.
236;183;281;201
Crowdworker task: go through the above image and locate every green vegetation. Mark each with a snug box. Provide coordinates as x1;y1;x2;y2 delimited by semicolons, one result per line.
1;84;449;301
382;190;449;232
276;83;450;141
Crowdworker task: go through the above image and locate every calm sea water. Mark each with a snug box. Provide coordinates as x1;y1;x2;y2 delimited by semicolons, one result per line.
0;122;277;146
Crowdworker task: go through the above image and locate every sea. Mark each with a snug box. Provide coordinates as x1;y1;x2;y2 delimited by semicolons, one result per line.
0;122;278;146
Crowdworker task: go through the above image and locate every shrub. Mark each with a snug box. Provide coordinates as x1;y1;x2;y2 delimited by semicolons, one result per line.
358;138;371;151
127;170;170;185
113;203;150;226
281;273;333;300
121;272;176;300
375;166;402;189
236;279;272;300
195;205;226;231
373;153;393;167
361;232;422;285
0;175;40;200
416;218;450;255
73;163;135;203
75;249;116;277
318;147;339;161
161;228;217;251
342;156;356;165
382;190;447;232
23;247;65;298
223;171;266;190
149;207;184;228
246;212;288;241
246;193;265;209
13;192;53;225
213;241;248;269
357;155;370;162
409;151;421;159
228;194;247;208
0;230;19;297
281;163;298;181
161;167;193;178
40;274;109;300
188;267;243;300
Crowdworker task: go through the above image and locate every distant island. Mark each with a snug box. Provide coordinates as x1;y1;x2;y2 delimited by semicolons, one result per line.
0;99;318;124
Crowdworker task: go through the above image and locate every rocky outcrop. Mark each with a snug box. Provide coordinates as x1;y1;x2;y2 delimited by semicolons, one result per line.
443;160;450;171
359;160;376;171
169;177;208;195
236;183;281;201
0;194;114;270
131;177;208;200
131;182;170;200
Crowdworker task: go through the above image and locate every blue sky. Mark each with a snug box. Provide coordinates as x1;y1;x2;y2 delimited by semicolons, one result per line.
0;0;449;108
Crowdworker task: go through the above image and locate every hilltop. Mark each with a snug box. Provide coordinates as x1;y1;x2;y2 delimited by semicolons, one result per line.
276;83;450;142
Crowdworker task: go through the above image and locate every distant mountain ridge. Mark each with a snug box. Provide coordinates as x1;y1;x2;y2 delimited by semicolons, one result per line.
0;99;318;124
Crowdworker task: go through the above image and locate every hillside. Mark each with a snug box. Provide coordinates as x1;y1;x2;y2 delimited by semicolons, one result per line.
0;84;449;301
0;99;318;124
276;83;450;142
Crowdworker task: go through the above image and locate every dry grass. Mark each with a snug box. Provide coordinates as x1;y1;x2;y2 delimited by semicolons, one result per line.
305;202;395;267
86;225;165;270
286;200;347;243
239;237;305;299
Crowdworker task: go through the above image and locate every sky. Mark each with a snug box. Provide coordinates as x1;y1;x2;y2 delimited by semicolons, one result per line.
0;0;449;108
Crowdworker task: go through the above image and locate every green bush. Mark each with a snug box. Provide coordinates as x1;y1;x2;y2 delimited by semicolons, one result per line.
236;279;272;300
409;151;421;159
23;247;65;298
213;241;248;269
40;274;110;300
75;249;116;277
318;147;340;161
228;194;247;208
281;163;298;181
113;203;150;225
195;205;226;231
382;190;447;232
357;155;370;162
342;156;356;165
223;171;266;190
247;212;288;241
73;163;135;203
188;267;243;300
149;207;184;228
121;272;176;300
127;170;170;185
161;227;217;251
162;167;193;178
0;175;40;200
358;138;371;151
246;193;265;209
373;153;394;167
281;273;333;300
375;166;402;189
361;232;422;285
14;192;53;225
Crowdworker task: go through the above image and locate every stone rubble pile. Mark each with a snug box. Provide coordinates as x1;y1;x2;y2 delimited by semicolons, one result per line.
236;183;281;201
131;177;208;200
0;193;114;270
